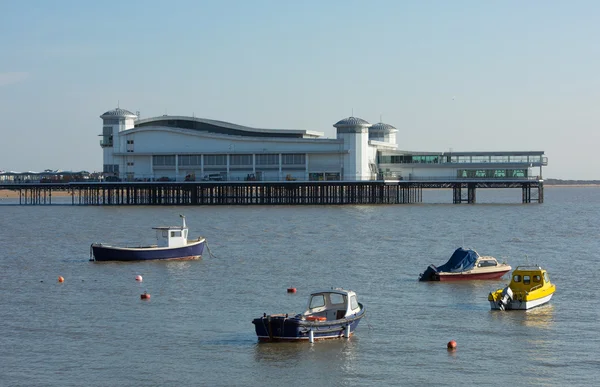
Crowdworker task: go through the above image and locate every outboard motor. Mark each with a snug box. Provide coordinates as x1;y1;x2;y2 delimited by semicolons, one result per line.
497;286;513;311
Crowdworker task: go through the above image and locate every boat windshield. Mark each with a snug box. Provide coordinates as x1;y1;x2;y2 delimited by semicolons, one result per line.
309;294;325;309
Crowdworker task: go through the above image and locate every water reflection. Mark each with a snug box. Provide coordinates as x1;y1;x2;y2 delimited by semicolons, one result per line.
488;304;555;329
522;304;555;329
253;339;358;371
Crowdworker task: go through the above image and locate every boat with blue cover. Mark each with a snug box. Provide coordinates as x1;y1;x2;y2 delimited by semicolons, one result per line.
90;215;205;262
419;247;511;281
252;288;365;342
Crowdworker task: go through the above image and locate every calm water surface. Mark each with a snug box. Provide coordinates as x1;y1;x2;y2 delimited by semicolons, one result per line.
1;187;599;386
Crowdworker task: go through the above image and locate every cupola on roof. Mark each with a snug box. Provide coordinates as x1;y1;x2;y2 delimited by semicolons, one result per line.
100;108;137;118
369;122;397;132
333;117;371;128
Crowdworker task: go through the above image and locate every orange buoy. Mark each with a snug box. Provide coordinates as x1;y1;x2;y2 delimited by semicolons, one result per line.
447;340;457;350
287;287;297;293
141;292;151;300
135;275;143;282
58;276;64;283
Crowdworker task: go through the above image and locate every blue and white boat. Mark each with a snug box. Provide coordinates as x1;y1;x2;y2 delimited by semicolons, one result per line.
90;215;205;262
252;288;365;342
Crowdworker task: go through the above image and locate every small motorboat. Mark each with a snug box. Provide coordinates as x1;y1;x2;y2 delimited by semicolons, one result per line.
419;247;511;281
252;288;365;343
488;265;556;310
90;215;205;262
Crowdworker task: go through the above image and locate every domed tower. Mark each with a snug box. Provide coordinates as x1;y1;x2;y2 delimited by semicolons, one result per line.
334;117;372;181
369;122;398;146
99;108;138;177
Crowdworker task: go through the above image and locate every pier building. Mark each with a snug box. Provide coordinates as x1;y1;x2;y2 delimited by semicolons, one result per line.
98;107;547;184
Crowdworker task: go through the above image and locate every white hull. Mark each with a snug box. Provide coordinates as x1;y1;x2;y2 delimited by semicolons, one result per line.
490;293;554;310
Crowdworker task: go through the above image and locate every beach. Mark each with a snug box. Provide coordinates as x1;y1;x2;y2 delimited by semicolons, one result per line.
0;189;74;198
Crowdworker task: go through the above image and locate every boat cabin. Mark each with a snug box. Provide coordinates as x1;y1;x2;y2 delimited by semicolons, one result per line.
302;288;361;321
508;265;551;293
476;256;501;267
152;215;189;248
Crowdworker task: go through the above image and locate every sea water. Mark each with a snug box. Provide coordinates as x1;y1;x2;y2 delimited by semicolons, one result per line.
0;187;598;386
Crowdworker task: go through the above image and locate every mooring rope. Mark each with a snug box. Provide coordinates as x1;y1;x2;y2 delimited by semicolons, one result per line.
204;239;216;259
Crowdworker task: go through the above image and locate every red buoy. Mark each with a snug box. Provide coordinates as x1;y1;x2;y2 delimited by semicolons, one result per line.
447;340;457;350
287;287;297;293
58;276;65;283
141;292;151;300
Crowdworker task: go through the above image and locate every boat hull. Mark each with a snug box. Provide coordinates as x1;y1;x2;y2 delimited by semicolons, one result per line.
489;292;554;310
252;306;365;342
437;269;511;281
90;239;205;262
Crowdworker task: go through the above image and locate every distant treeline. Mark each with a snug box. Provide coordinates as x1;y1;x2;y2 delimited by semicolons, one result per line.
545;178;600;185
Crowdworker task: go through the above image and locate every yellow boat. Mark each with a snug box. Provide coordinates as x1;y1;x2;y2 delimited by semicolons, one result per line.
488;265;555;310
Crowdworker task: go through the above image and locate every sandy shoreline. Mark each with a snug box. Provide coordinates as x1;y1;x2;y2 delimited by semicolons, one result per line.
0;189;74;198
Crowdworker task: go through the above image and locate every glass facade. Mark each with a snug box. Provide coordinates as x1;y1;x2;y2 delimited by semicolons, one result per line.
179;155;201;166
379;153;544;164
153;155;176;166
457;169;527;178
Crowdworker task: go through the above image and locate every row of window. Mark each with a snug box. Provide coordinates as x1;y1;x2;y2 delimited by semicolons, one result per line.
379;155;544;164
457;169;527;178
154;154;306;167
513;272;549;285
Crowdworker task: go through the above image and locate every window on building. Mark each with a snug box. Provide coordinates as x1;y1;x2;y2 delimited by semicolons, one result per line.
179;155;201;166
153;155;176;166
230;154;253;165
256;154;279;165
282;154;305;165
103;119;121;125
204;154;227;166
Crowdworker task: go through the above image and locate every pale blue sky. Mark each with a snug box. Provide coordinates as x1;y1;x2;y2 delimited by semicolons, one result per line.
1;0;598;179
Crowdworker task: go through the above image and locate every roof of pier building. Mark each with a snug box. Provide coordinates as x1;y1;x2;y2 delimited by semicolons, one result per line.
132;115;324;139
333;117;372;128
369;122;397;133
100;108;138;118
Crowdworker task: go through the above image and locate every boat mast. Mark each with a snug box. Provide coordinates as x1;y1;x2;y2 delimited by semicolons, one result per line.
180;214;186;229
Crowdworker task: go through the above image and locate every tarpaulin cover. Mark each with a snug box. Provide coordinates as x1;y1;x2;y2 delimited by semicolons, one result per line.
435;248;479;273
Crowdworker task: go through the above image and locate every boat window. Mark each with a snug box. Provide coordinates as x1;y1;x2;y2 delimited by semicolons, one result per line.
513;275;521;282
478;260;497;267
309;294;325;309
533;275;541;283
523;275;530;285
162;231;168;238
350;295;358;310
543;272;549;283
171;231;182;237
330;293;345;305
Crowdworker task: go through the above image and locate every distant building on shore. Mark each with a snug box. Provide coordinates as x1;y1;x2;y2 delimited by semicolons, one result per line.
95;107;547;182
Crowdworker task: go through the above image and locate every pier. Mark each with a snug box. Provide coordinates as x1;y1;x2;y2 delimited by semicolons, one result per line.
0;179;543;205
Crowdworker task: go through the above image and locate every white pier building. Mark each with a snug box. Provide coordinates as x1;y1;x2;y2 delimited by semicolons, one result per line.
99;108;547;182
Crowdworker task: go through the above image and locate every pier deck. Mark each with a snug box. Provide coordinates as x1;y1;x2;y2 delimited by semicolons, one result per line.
0;179;543;205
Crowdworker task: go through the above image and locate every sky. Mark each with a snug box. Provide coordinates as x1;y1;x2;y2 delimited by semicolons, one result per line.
1;0;599;179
